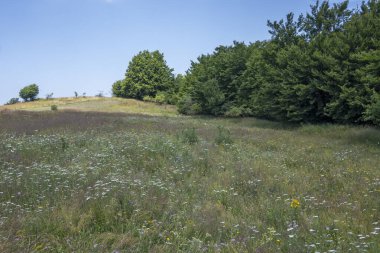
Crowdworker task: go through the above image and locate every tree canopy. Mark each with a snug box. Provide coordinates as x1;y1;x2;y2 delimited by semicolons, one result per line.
177;0;380;125
112;50;175;102
19;84;39;102
112;1;380;126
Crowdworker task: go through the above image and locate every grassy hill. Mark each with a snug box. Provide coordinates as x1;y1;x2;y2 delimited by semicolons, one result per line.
1;97;178;116
0;99;380;252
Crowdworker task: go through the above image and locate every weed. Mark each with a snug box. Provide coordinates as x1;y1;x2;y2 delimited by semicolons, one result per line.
0;110;379;252
215;125;233;145
180;127;199;144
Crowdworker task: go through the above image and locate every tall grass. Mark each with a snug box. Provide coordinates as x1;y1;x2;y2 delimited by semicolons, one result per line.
0;110;379;252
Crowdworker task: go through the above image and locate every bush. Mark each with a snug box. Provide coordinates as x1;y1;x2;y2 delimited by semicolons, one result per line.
180;127;199;145
46;93;54;100
154;92;166;104
51;105;58;111
177;96;193;114
5;98;19;105
143;92;167;105
143;95;154;102
177;96;202;115
19;84;39;102
225;106;244;117
215;126;233;145
95;92;104;97
366;101;380;126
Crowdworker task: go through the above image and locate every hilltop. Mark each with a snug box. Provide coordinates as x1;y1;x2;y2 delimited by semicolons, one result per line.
0;97;178;116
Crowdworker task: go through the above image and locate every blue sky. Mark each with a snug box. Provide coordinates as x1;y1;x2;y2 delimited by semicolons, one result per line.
0;0;360;104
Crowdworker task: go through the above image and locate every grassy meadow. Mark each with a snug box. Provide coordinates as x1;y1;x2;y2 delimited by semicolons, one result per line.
0;101;379;252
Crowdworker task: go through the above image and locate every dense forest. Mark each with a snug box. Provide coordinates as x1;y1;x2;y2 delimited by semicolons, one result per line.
114;0;380;125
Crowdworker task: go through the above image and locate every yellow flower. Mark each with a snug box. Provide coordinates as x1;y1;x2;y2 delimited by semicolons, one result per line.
290;199;300;208
166;237;170;241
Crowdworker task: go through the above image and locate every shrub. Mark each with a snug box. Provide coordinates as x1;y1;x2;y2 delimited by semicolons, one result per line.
143;93;166;104
365;95;380;126
215;125;233;145
46;93;54;100
143;95;154;102
5;98;19;105
154;92;166;104
180;127;199;144
177;95;193;114
95;91;104;97
51;105;58;111
225;106;244;117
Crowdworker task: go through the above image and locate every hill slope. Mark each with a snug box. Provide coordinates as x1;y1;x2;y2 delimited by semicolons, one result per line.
0;97;178;116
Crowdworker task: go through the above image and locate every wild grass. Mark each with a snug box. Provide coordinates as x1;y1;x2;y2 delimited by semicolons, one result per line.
0;110;379;252
1;97;178;116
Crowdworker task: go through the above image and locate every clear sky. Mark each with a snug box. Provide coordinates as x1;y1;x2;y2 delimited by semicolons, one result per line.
0;0;360;104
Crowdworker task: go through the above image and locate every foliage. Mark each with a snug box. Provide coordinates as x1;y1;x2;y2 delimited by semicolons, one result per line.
179;42;249;115
19;84;39;102
214;125;233;145
112;50;175;101
365;94;380;125
1;111;379;252
143;92;166;105
95;91;104;97
5;98;19;105
178;0;380;126
179;127;199;144
51;104;58;111
45;93;54;100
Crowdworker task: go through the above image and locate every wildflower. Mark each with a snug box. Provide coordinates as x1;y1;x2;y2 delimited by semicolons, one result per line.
290;199;300;208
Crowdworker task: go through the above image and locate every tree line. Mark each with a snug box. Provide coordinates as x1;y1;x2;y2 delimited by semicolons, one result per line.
113;0;380;125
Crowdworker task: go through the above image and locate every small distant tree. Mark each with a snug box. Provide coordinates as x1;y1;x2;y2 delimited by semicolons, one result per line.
5;98;19;105
46;93;54;100
19;84;39;102
74;91;78;98
95;91;104;97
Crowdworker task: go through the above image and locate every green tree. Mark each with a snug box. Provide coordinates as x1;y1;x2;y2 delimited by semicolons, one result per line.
298;0;351;40
177;0;380;125
178;42;249;115
113;50;175;100
5;98;19;105
19;84;39;102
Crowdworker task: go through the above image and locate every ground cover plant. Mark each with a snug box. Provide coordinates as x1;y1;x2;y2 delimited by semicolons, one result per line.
0;109;379;252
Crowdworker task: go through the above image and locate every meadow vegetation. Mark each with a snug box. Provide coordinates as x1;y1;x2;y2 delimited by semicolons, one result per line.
1;97;177;116
0;109;379;252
